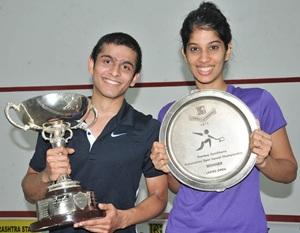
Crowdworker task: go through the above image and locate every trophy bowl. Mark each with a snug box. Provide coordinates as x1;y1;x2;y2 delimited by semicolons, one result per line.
5;93;105;232
160;89;258;192
5;93;91;130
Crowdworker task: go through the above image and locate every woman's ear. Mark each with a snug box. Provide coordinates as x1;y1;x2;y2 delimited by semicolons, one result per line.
181;48;188;63
88;57;95;75
225;42;232;61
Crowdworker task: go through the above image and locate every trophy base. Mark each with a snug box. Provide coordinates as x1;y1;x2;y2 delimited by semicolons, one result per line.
30;207;105;232
30;179;105;232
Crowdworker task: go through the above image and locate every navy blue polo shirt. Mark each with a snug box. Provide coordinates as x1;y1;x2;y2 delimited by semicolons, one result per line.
29;100;163;233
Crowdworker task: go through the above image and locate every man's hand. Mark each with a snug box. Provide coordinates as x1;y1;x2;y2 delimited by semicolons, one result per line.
41;147;75;183
74;203;127;233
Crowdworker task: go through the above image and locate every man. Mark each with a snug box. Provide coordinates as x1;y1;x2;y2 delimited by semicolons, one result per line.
22;32;168;233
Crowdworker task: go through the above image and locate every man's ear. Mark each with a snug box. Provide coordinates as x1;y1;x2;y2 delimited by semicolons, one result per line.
129;73;140;87
88;57;95;75
225;42;232;61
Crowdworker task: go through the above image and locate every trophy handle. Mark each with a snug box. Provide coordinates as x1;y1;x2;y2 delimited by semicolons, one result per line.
4;102;41;131
42;121;73;147
72;103;98;130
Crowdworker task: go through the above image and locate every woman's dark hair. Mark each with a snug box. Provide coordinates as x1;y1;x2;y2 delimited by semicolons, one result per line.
90;32;142;74
180;2;232;53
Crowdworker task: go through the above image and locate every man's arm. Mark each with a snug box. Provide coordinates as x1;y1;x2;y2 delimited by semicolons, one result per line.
74;174;168;232
22;167;51;203
118;174;168;227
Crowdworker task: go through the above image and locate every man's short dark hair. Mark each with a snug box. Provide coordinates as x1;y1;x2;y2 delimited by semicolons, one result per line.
90;32;142;74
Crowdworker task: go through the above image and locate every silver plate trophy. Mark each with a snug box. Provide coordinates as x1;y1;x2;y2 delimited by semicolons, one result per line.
160;89;258;192
5;93;105;232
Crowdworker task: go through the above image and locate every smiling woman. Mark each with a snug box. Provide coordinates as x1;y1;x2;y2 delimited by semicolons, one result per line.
149;2;297;233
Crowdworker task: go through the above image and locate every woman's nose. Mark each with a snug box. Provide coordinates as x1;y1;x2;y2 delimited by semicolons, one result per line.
198;50;210;63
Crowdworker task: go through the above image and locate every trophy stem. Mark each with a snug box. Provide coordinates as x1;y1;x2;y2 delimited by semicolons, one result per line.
42;120;71;148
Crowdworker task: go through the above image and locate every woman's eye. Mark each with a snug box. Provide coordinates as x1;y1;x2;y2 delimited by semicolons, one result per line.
209;45;219;50
190;47;199;52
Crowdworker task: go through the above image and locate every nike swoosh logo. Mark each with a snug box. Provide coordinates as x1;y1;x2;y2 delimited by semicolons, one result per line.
111;132;127;137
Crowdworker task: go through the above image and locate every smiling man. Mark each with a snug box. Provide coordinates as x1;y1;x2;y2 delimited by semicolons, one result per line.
21;32;168;233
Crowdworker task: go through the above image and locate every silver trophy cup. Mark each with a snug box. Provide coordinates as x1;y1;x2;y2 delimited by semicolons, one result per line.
5;93;105;232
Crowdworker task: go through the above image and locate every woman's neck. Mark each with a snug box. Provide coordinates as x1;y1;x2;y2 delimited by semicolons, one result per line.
195;80;227;91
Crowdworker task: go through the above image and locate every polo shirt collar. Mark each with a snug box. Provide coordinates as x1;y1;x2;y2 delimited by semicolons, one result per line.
114;99;135;127
97;100;134;140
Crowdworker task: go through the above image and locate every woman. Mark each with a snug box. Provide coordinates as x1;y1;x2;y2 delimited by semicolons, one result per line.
150;2;297;233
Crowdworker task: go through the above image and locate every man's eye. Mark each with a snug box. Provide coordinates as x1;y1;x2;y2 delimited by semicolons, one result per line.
100;57;112;64
103;59;112;64
122;64;132;72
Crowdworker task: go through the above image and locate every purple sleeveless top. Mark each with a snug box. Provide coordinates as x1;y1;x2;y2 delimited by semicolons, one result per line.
158;85;286;233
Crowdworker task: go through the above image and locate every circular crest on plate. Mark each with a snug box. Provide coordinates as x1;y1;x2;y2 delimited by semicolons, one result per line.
159;89;257;191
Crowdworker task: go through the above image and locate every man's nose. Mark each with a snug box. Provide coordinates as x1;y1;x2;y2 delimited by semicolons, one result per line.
111;63;121;76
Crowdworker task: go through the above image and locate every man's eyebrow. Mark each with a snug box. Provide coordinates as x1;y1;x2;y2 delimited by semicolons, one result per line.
122;60;135;67
99;54;112;59
98;54;135;68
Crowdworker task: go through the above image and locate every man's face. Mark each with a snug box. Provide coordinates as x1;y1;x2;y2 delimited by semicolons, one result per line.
89;43;139;100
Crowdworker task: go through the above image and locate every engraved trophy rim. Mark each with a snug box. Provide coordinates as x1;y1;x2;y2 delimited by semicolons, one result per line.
159;89;258;192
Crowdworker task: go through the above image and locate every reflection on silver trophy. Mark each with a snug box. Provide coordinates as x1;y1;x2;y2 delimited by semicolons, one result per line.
5;93;105;232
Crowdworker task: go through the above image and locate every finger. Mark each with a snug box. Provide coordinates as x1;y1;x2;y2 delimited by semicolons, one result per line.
66;147;75;155
151;153;168;168
75;218;101;227
53;147;69;154
161;164;170;173
81;226;106;233
98;203;115;212
151;146;168;162
251;141;270;159
152;142;165;152
251;130;271;149
252;129;271;140
255;119;260;129
74;215;111;228
98;203;108;210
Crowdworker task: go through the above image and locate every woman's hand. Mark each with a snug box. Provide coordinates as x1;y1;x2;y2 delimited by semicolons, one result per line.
250;129;272;168
150;141;169;173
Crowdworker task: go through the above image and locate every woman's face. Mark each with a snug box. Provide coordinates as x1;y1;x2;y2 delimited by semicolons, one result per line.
183;28;231;90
